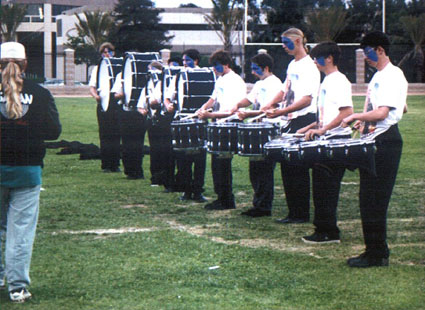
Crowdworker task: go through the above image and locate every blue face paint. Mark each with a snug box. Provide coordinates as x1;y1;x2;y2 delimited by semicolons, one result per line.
251;63;263;76
364;46;378;62
314;57;326;66
183;55;195;68
213;62;224;73
281;36;295;50
170;61;179;67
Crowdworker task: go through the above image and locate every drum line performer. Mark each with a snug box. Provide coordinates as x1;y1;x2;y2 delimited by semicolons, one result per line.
88;42;121;173
111;66;147;180
0;42;61;302
230;53;282;217
143;60;176;191
164;49;208;202
197;49;247;210
341;31;408;268
262;28;320;224
297;42;354;243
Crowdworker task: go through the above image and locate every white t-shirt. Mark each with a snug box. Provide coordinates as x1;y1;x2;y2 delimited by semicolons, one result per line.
282;55;320;119
88;66;98;88
318;71;353;136
366;62;408;138
211;70;246;111
247;74;282;109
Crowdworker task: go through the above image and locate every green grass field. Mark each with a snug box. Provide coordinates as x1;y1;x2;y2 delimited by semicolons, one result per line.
1;96;424;309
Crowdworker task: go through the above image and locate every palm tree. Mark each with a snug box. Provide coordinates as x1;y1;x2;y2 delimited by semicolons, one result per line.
399;14;425;82
306;6;348;42
0;3;28;42
73;10;114;53
204;0;244;52
66;10;114;80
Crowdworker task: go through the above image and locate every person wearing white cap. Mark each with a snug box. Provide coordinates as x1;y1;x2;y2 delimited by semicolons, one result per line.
0;42;61;302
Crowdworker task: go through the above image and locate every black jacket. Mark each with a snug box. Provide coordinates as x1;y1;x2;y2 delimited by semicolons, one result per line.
1;79;61;166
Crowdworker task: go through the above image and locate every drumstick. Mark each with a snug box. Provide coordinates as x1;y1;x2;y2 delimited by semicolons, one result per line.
216;113;238;123
247;112;266;123
179;108;213;121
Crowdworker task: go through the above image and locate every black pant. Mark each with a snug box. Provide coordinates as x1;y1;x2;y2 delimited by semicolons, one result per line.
249;159;275;212
211;154;234;207
97;103;121;170
119;108;147;178
175;149;207;195
281;113;316;220
359;125;402;258
148;116;174;187
312;134;351;235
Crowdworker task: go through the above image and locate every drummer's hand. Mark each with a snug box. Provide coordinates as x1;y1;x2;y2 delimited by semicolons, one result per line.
236;110;248;120
94;94;101;103
138;108;148;116
197;110;211;119
114;92;124;100
165;103;174;113
341;114;357;128
265;108;281;118
304;129;324;141
229;106;239;114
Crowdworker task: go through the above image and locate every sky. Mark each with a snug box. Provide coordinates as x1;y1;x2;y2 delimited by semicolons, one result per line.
152;0;214;8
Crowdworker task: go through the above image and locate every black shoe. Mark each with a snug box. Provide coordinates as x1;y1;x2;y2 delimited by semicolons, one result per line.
347;252;389;268
192;193;207;203
180;192;192;201
302;232;340;244
275;217;308;224
241;208;271;217
110;167;121;173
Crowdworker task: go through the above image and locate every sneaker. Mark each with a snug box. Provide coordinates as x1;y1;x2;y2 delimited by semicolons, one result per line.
302;232;340;244
192;193;207;203
179;192;192;201
241;208;271;217
204;200;235;210
347;252;389;268
9;287;32;303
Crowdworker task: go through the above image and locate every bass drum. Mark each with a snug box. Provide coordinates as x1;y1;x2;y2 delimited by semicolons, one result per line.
177;68;216;113
96;57;123;112
122;52;160;109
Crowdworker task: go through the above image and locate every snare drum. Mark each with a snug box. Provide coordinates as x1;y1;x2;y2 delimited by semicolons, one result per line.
206;122;239;154
282;142;302;165
326;138;376;173
177;68;216;113
123;52;160;109
264;136;301;162
171;119;206;151
237;123;279;157
96;57;123;112
299;140;329;167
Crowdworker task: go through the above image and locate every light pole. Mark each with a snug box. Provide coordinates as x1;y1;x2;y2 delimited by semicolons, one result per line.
382;0;386;33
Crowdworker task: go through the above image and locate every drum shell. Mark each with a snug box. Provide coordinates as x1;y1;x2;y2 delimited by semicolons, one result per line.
237;123;279;157
171;119;206;151
123;52;160;109
282;143;302;165
206;122;239;154
264;137;300;162
177;69;216;113
299;140;329;166
344;139;376;172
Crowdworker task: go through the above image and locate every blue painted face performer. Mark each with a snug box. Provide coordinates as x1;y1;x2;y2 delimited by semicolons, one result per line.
296;42;354;244
197;49;247;210
341;31;408;268
88;42;121;173
0;42;61;302
261;28;321;224
229;53;282;217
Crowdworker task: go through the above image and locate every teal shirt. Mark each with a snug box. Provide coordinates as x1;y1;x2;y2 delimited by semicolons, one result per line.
0;165;42;187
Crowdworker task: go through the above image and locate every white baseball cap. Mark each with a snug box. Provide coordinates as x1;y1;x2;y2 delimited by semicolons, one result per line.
0;42;26;59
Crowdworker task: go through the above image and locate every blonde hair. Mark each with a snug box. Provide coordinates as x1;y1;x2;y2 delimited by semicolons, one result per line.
282;28;308;53
1;59;25;119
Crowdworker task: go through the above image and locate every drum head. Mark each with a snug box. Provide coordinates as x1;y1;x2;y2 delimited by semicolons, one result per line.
123;55;134;106
97;57;123;112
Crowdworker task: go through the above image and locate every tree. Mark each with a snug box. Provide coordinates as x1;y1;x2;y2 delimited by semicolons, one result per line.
66;11;114;80
0;3;27;42
306;6;348;42
204;0;244;52
110;0;172;53
398;14;425;82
